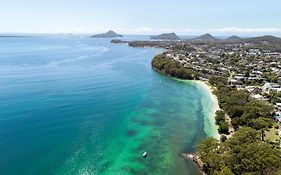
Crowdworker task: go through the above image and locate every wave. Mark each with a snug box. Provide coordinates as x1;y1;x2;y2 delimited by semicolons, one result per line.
77;44;109;52
46;55;90;67
44;45;109;67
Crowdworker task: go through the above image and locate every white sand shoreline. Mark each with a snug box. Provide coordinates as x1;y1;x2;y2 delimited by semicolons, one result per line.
172;78;220;139
194;80;220;139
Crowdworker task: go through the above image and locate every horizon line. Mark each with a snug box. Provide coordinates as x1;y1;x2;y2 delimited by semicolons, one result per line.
1;32;281;38
0;27;281;36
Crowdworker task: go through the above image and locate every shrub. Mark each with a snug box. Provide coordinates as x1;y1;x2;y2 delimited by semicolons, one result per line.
220;135;227;142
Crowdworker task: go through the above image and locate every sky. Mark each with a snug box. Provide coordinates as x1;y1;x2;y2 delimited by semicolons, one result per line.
1;0;281;36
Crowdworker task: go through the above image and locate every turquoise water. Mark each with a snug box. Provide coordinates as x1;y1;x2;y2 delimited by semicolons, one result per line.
0;36;215;175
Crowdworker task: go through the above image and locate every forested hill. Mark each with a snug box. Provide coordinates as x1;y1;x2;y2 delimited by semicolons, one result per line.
151;54;198;80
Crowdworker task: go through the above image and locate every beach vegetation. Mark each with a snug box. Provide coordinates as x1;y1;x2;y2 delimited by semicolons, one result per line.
197;127;281;175
209;77;275;131
215;110;225;125
218;121;229;134
215;110;229;134
220;135;227;142
151;54;199;80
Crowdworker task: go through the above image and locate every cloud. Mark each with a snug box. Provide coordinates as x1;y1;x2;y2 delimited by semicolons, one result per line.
207;27;281;34
7;27;281;36
69;27;281;35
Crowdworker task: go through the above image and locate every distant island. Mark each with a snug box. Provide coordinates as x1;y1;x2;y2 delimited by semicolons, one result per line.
111;39;128;44
150;33;180;40
0;35;27;38
91;30;123;38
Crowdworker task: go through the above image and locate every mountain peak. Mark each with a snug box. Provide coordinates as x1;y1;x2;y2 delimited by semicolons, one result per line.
226;35;241;42
150;33;180;40
91;30;123;38
243;35;281;44
106;30;117;34
193;33;220;42
202;33;212;37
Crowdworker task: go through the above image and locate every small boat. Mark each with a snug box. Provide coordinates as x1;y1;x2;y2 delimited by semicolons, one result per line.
142;152;147;158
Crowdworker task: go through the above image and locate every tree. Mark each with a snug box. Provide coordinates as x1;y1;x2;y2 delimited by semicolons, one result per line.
242;100;274;125
220;135;227;142
225;127;259;146
231;117;241;130
252;117;271;141
197;138;220;173
209;76;228;87
252;117;270;130
218;121;229;134
151;54;199;80
226;105;245;119
197;127;281;175
219;89;249;119
215;110;225;125
213;166;235;175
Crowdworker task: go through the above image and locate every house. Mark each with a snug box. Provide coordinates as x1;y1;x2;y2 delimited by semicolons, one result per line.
262;83;281;93
275;112;281;124
248;49;261;55
228;78;242;85
235;76;245;81
245;86;262;94
251;94;264;100
252;70;263;75
276;103;281;110
272;88;281;93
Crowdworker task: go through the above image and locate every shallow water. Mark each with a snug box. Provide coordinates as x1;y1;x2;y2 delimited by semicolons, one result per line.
0;36;215;175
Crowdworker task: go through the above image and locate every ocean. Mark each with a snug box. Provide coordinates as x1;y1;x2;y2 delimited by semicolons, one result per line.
0;36;216;175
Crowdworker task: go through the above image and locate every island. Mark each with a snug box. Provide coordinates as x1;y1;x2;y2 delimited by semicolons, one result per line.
91;30;123;38
150;32;180;40
0;35;28;38
111;39;128;44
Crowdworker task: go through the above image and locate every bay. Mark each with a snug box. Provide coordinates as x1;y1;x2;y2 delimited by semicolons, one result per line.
0;36;215;175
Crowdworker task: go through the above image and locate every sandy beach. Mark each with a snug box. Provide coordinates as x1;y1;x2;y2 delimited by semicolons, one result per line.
172;78;220;139
194;81;220;139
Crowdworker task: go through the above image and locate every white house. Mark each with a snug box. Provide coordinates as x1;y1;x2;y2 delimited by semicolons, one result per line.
276;103;281;110
262;83;281;93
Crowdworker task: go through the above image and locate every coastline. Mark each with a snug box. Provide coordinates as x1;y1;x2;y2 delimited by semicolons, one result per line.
121;36;281;174
151;55;220;139
194;80;220;139
173;78;220;139
180;80;220;174
151;62;221;173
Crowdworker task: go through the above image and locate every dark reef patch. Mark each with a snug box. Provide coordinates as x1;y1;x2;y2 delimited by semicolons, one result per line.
127;129;137;137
